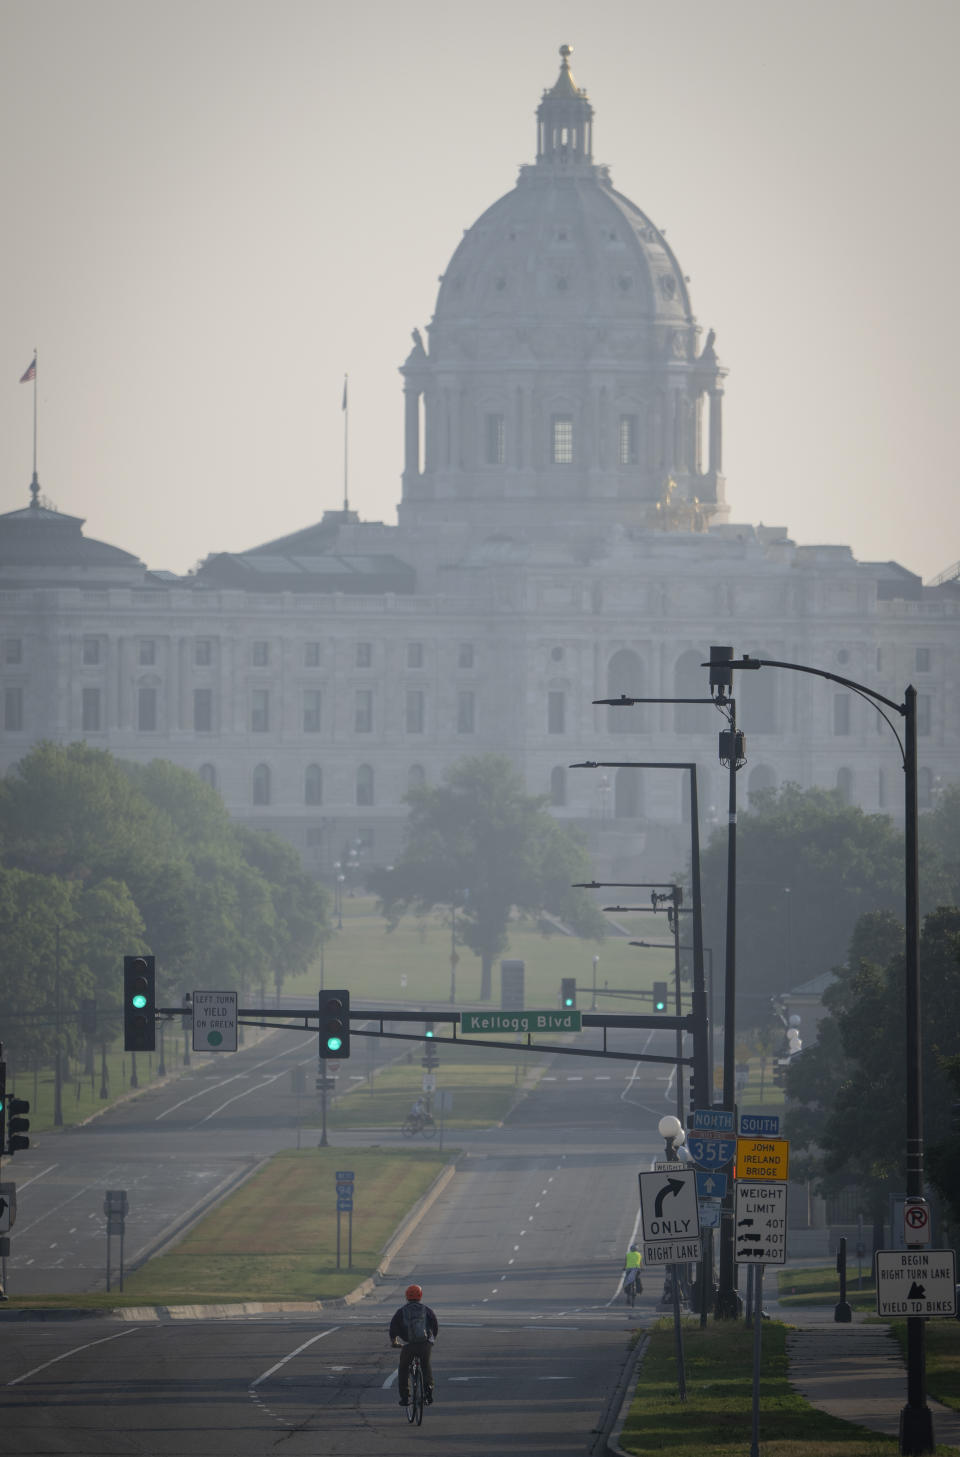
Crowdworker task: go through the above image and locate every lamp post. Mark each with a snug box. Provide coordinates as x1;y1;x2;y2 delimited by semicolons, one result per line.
709;654;929;1453
658;1113;689;1399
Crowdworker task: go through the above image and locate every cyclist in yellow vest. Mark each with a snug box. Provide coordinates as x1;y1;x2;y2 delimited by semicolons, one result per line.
623;1244;643;1299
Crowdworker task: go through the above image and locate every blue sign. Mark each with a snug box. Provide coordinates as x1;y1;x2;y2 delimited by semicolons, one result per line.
335;1169;355;1181
696;1170;728;1199
687;1135;736;1168
337;1196;354;1211
739;1114;780;1136
690;1108;734;1133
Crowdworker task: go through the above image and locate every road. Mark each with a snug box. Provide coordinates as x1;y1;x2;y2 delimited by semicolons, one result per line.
0;1017;688;1455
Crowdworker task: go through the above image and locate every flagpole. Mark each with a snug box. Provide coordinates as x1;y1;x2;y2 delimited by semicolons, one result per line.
342;373;349;513
33;349;38;484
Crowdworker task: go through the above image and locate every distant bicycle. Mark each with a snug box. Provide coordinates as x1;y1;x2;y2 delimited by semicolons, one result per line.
404;1352;426;1425
401;1112;437;1139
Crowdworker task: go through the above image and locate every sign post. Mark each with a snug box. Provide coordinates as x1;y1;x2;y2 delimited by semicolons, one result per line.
104;1190;128;1292
335;1170;355;1270
639;1168;701;1402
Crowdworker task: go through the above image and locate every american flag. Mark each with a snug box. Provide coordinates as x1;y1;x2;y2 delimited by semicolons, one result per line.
19;358;36;383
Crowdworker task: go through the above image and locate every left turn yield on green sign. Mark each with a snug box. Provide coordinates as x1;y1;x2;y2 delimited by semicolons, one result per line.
192;990;238;1052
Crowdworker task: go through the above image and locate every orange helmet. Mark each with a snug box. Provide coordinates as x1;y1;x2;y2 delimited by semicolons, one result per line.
405;1284;423;1301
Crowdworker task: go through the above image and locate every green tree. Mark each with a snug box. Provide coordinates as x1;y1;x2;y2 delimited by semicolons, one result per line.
787;907;960;1242
698;783;949;1018
370;755;605;1000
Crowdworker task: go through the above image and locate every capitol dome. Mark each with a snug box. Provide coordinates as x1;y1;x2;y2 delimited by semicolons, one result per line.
399;47;728;539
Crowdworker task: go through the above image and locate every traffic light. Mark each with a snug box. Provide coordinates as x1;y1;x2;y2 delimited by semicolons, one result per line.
123;955;156;1052
6;1097;30;1155
422;1022;439;1070
0;1060;6;1157
653;981;668;1013
560;977;577;1009
319;990;350;1059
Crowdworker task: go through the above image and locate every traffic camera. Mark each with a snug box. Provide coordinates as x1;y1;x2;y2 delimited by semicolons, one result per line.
560;977;576;1009
319;990;350;1059
123;955;156;1052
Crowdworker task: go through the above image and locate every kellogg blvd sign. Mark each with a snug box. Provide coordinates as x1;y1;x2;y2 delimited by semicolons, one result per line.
460;1010;581;1034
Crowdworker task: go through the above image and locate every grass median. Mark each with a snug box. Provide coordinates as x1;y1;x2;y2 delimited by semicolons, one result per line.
325;1044;540;1132
777;1263;876;1310
617;1319;956;1456
4;1147;452;1311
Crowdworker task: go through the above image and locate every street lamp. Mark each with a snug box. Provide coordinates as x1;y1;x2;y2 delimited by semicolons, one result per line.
708;653;930;1454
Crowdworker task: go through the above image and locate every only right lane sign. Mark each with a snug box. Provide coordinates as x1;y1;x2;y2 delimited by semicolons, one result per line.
875;1250;957;1317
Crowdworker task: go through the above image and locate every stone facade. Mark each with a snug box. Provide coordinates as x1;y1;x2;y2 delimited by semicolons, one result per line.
2;50;958;882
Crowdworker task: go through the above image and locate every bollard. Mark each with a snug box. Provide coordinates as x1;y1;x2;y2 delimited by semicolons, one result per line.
834;1234;853;1322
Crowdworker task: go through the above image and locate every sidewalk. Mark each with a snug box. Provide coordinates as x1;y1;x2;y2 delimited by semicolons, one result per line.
771;1281;960;1449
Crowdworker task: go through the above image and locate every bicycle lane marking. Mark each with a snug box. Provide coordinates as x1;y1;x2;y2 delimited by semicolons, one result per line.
7;1326;138;1386
249;1326;340;1428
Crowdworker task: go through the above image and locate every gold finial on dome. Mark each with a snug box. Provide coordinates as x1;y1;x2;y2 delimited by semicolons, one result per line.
549;43;581;97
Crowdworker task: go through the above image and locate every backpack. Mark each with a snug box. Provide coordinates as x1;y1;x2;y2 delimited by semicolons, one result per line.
405;1301;428;1343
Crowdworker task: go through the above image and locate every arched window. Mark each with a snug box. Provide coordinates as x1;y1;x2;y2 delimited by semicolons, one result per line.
614;766;642;819
607;649;644;734
253;763;271;806
356;763;374;807
836;767;853;806
408;764;426;792
674;650;704;734
198;763;217;789
747;764;776;804
305;764;323;806
550;766;567;807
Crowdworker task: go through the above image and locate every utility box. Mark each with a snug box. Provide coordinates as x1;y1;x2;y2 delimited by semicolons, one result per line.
501;960;525;1011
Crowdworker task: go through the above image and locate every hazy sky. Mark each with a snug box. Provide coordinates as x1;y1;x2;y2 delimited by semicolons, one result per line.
2;0;958;580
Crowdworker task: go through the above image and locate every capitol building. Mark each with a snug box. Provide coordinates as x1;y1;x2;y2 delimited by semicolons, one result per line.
2;49;958;881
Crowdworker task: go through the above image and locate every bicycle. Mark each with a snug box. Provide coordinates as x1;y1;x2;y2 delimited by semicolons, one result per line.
623;1272;641;1308
404;1352;425;1425
401;1113;437;1139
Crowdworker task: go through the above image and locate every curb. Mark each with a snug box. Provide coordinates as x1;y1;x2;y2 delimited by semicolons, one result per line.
605;1333;649;1456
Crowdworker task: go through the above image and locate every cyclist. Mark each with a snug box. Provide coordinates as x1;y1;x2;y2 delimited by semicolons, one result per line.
390;1282;438;1405
409;1097;427;1128
623;1243;643;1300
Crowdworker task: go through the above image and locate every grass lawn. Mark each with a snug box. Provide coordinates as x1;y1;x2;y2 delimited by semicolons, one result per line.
325;1044;540;1131
891;1320;960;1412
618;1319;954;1456
777;1264;876;1311
3;1147;451;1311
288;895;675;1011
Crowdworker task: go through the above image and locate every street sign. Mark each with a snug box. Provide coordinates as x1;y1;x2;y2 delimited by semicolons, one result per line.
736;1136;790;1182
192;990;238;1052
337;1196;354;1212
689;1108;734;1132
638;1169;701;1265
335;1170;355;1180
460;1010;581;1035
698;1200;722;1229
875;1250;957;1317
903;1197;931;1248
739;1113;780;1136
0;1183;16;1233
695;1170;728;1199
422;1072;436;1093
734;1182;788;1265
687;1133;736;1168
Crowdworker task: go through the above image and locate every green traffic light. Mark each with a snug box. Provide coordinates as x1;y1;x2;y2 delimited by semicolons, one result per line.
425;1030;434;1038
563;997;573;1008
132;994;147;1009
326;1035;343;1052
